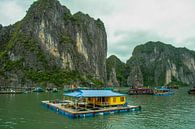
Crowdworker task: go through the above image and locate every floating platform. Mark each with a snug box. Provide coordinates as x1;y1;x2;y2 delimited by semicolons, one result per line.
42;101;141;119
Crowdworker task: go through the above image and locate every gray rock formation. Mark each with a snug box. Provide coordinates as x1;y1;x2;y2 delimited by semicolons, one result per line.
106;55;126;86
107;68;120;87
126;41;195;86
0;0;107;87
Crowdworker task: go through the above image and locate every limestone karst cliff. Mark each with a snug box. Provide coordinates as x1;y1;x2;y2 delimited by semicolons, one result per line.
0;0;107;87
107;41;195;87
126;41;195;86
106;55;126;86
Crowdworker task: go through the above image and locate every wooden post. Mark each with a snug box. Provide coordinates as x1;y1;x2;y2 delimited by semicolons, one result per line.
100;97;102;106
93;98;95;108
85;98;87;109
75;98;77;110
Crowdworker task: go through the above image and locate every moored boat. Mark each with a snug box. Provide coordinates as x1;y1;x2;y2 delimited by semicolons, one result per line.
188;87;195;94
0;89;24;94
46;87;52;92
166;86;179;89
154;87;174;96
64;85;90;92
52;88;58;92
33;87;44;92
128;87;154;95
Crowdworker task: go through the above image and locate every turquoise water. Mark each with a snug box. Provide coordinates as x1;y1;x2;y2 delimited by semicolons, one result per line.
0;87;195;129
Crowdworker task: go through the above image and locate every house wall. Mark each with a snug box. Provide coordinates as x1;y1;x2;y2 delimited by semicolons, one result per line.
87;96;126;106
108;96;126;106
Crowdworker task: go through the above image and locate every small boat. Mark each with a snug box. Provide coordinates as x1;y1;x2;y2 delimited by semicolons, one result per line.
166;86;179;89
33;87;44;92
0;89;24;94
46;87;52;92
64;87;78;92
128;87;154;95
64;85;90;92
10;89;16;93
52;88;58;93
64;85;77;92
154;87;174;96
188;87;195;94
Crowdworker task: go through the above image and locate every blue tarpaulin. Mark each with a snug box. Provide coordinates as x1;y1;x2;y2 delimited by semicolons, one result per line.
64;90;125;98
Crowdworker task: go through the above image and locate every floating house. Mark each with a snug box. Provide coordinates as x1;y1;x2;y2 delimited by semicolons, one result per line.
64;90;126;107
42;90;141;118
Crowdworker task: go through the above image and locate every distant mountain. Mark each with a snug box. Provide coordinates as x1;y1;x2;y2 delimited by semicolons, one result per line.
0;0;107;87
126;41;195;86
106;55;126;86
107;41;195;87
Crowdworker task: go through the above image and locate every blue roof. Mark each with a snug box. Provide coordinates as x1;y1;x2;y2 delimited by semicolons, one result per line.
64;90;125;98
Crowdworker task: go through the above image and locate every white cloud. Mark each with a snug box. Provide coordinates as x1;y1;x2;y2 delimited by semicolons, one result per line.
61;0;195;61
0;1;25;25
1;0;195;62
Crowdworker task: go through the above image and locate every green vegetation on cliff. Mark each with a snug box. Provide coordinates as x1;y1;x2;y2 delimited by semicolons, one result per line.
127;41;195;86
25;69;83;86
0;0;107;87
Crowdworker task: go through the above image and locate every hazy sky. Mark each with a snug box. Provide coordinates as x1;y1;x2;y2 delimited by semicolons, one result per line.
1;0;195;62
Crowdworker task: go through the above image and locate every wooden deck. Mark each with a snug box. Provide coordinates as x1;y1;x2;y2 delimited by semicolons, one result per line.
42;100;141;118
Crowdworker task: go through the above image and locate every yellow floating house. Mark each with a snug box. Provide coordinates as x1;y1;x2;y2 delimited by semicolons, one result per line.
64;90;126;107
42;90;141;118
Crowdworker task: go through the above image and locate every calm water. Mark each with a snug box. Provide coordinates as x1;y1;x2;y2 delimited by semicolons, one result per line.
0;87;195;129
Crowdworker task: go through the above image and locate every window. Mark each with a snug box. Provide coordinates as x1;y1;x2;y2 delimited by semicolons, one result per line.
113;97;116;103
120;97;124;102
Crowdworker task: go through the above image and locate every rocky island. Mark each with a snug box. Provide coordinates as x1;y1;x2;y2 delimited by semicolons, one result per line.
108;41;195;87
0;0;107;88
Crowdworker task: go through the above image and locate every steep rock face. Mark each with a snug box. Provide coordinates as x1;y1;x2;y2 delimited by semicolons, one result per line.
0;25;12;50
107;68;119;87
106;55;126;86
0;0;107;87
126;41;195;86
126;58;143;87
